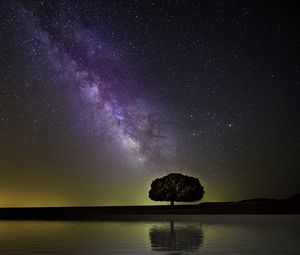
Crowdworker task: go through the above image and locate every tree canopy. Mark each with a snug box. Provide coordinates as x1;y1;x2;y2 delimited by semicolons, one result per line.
149;173;204;206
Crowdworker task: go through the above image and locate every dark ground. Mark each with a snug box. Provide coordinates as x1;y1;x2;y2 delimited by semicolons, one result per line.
1;195;300;220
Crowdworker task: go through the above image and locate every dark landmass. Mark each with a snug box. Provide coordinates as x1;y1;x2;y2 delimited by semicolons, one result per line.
239;198;278;203
287;193;300;201
1;194;299;220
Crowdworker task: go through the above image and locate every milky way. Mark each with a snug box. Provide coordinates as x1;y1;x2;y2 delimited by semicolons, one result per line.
17;3;175;167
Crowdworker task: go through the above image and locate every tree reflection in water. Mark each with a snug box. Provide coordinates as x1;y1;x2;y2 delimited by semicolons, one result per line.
149;221;203;253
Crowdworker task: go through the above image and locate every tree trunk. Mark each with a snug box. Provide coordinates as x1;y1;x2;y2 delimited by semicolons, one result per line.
170;200;174;206
170;221;174;233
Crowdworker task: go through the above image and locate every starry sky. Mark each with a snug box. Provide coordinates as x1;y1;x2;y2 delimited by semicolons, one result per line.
0;0;299;206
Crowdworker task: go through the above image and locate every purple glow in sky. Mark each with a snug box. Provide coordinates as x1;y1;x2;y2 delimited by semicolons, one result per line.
19;4;176;168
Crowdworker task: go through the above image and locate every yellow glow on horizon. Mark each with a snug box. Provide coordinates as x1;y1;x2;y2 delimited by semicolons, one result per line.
0;169;232;207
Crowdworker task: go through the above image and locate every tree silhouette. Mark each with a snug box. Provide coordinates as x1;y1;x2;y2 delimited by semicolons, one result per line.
149;173;204;206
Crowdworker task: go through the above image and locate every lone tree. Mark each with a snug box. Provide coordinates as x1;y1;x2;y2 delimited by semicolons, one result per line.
149;173;204;206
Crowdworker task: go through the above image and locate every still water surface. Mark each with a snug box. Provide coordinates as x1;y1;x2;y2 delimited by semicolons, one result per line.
0;215;299;254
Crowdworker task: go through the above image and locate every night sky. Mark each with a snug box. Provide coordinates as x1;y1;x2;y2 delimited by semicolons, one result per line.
0;1;299;206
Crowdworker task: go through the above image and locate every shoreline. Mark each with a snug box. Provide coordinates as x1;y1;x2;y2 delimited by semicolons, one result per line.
1;200;299;220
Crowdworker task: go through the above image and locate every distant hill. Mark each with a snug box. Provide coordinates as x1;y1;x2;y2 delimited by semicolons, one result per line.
239;193;300;203
287;193;300;201
239;198;278;203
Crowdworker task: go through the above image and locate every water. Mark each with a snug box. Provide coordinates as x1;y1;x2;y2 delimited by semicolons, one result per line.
0;216;299;254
